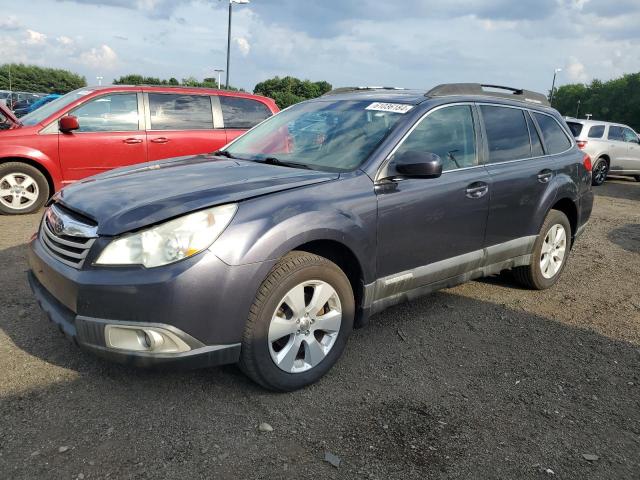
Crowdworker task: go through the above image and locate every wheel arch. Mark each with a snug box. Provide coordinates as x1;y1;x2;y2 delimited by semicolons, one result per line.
0;156;56;199
550;196;578;245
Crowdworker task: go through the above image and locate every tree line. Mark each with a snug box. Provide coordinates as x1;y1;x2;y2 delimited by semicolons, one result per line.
552;72;640;131
0;64;86;93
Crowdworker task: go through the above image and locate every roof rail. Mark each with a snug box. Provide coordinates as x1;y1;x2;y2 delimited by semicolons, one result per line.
426;83;550;106
323;86;407;96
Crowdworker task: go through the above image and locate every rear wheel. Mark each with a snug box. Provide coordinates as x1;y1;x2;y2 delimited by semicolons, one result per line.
239;251;354;391
591;158;608;186
513;210;571;290
0;162;49;215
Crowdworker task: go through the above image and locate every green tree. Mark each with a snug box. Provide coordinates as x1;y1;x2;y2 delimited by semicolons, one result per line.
253;76;333;108
553;72;640;131
0;63;86;93
113;74;243;91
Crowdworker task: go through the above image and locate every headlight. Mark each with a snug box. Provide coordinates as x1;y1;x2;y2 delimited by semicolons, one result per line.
96;203;237;267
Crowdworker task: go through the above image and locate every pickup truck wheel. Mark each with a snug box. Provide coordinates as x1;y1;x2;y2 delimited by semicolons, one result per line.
591;158;608;186
239;251;354;391
513;210;572;290
0;162;49;215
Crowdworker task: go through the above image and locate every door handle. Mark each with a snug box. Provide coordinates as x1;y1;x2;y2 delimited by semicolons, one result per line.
150;137;169;144
123;138;143;144
537;169;553;183
465;182;489;199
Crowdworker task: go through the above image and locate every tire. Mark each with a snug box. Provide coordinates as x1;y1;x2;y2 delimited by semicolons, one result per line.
513;210;572;290
591;158;609;186
0;162;49;215
239;251;354;391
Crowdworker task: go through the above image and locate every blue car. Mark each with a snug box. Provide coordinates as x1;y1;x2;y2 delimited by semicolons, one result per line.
14;94;61;118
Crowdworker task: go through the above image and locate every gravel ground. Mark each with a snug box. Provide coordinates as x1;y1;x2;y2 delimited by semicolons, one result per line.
1;178;639;480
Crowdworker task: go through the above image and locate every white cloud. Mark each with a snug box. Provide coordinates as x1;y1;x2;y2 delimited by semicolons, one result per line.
0;15;22;31
56;35;74;46
566;57;589;83
25;29;47;46
79;44;119;70
234;37;251;56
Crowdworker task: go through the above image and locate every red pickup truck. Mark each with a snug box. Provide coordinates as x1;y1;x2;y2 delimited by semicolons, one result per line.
0;86;279;214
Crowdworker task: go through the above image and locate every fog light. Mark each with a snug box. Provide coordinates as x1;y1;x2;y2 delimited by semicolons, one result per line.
105;325;191;353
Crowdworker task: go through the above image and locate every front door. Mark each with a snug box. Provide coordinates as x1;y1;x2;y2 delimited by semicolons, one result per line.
621;127;640;172
145;93;227;161
58;92;146;182
376;104;490;293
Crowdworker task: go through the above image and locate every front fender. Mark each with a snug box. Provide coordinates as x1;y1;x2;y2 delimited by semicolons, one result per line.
0;144;62;191
210;173;377;283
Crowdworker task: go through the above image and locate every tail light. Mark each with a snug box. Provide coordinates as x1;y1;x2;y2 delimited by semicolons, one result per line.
576;140;588;149
583;153;592;172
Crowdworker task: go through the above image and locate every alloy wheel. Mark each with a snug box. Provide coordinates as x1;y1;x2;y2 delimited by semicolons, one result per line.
540;224;567;279
268;280;342;373
593;161;608;184
0;173;39;210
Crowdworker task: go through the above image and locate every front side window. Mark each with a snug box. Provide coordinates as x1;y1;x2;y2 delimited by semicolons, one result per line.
533;113;572;154
607;126;624;141
588;125;605;138
224;99;407;171
481;105;530;163
220;96;272;129
393;105;477;171
148;94;213;130
71;93;139;132
622;127;639;143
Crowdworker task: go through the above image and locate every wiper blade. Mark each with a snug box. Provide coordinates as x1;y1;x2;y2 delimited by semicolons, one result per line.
213;150;236;159
261;157;312;170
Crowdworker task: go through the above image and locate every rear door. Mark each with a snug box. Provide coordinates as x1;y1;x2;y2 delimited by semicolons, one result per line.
144;92;227;161
58;92;147;181
220;96;274;143
480;105;571;259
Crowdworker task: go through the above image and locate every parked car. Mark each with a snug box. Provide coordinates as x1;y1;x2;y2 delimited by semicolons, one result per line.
0;90;11;106
6;92;42;110
0;85;278;214
28;83;593;391
566;118;640;185
14;93;62;118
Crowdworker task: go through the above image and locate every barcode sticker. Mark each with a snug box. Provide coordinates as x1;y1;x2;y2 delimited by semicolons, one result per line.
366;102;414;114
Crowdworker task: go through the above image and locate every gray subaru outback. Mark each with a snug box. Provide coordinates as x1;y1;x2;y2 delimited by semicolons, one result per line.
28;84;594;391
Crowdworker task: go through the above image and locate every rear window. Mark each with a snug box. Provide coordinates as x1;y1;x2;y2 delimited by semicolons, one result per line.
526;112;544;157
480;105;531;163
220;96;272;129
588;125;605;139
533;113;572;154
566;122;583;137
148;94;213;130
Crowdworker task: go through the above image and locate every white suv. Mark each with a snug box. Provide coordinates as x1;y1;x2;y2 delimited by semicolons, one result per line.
566;118;640;185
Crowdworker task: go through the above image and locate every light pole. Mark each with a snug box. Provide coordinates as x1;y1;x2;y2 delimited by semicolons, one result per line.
214;69;225;89
575;99;581;118
225;0;250;89
96;76;103;86
549;68;562;105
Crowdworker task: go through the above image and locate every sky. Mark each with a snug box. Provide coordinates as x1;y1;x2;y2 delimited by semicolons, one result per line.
1;0;639;94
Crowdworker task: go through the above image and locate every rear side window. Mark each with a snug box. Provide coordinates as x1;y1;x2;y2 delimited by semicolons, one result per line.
148;94;213;130
526;112;544;157
533;113;572;154
607;126;624;141
588;125;605;138
220;96;272;129
567;122;583;137
480;105;530;163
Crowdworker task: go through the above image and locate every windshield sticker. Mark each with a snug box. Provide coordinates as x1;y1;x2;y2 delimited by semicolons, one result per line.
366;102;414;114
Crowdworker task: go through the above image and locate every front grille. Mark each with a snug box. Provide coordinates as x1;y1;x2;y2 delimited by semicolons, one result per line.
39;207;97;269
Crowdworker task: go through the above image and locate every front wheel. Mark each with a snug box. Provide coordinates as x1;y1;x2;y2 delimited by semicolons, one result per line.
0;162;49;215
591;158;608;186
513;210;572;290
239;251;354;391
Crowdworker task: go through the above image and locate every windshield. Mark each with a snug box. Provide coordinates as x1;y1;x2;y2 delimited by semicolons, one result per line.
224;99;409;171
21;88;96;126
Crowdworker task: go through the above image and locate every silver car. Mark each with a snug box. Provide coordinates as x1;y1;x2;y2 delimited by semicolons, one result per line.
566;118;640;185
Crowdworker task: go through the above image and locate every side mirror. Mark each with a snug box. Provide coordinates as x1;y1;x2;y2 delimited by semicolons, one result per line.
393;151;443;178
59;115;79;133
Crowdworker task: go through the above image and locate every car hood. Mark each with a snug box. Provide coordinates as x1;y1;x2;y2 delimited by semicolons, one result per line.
56;154;339;236
0;102;20;128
